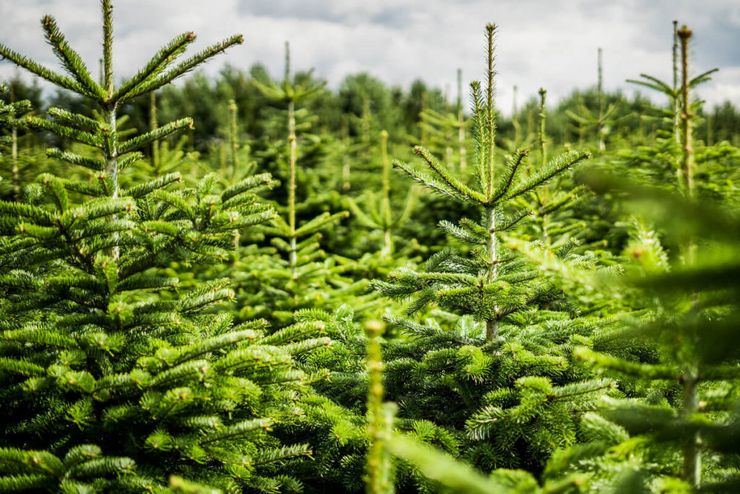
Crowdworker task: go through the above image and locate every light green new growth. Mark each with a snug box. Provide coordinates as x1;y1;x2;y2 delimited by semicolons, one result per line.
678;26;695;198
457;68;467;172
365;320;395;494
149;91;160;171
538;88;547;166
228;99;239;180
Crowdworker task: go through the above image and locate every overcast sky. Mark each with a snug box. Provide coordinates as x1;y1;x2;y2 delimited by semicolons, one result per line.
1;0;738;114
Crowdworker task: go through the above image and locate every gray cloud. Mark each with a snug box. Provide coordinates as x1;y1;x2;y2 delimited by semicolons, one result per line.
0;0;738;113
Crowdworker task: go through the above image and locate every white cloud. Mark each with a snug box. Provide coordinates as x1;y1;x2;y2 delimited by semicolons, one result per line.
0;0;737;114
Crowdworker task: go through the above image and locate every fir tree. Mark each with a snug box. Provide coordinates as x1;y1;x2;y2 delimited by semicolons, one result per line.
0;2;319;491
419;69;468;174
625;21;719;192
567;172;740;493
372;23;614;476
376;23;590;340
363;316;589;494
565;49;621;152
346;130;417;260
552;26;740;492
239;42;374;324
0;84;33;201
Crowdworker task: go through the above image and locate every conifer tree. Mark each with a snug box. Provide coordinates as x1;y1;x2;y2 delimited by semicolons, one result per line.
252;42;346;278
216;42;378;351
516;88;592;250
567;174;740;493
625;21;719;191
419;69;468;174
373;23;614;475
0;85;33;200
566;49;620;152
346;130;417;259
0;3;319;491
376;23;590;341
564;26;740;492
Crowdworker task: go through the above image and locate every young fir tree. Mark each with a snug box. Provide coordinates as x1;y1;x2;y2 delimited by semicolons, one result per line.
373;23;615;475
419;69;468;175
627;21;718;150
513;88;587;249
0;3;321;491
346;130;417;260
0;85;34;201
549;169;740;493
622;21;725;196
238;42;374;325
135;90;199;183
376;23;591;342
565;48;620;152
562;26;740;492
341;96;378;190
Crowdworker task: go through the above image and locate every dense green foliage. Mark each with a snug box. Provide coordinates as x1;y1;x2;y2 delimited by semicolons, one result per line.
0;3;738;493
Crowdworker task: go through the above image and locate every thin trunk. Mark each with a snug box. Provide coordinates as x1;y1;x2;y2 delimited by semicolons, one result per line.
673;20;684;187
380;130;393;257
678;26;694;198
288;99;298;278
597;47;605;152
678;26;700;489
681;371;701;488
485;206;498;341
105;104;120;261
538;88;547;167
457;68;467;173
483;25;499;342
672;20;680;145
537;86;549;245
11;125;19;201
149;91;159;173
103;0;119;261
484;25;496;198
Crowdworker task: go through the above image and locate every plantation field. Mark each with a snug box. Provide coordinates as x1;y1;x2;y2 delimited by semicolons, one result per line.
0;2;739;493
